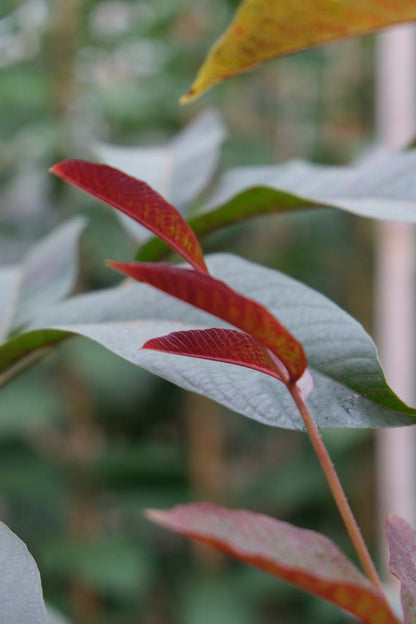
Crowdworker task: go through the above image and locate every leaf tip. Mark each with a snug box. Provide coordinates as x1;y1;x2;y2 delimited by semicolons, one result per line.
106;259;125;273
49;162;64;176
179;87;198;106
141;338;158;352
144;508;167;525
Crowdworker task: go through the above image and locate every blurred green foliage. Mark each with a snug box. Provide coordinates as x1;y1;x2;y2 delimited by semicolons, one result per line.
0;1;378;622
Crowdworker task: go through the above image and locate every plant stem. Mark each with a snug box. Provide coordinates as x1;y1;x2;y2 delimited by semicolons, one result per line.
288;381;385;594
0;349;50;390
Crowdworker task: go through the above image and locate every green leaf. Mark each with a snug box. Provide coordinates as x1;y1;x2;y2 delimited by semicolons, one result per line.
136;150;416;261
94;110;226;241
0;521;48;623
1;254;415;430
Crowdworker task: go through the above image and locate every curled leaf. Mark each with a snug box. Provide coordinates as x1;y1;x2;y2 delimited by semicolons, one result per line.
50;160;208;273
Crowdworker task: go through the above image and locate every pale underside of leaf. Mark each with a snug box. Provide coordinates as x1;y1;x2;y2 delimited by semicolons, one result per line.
136;150;416;263
0;218;86;343
94;110;226;241
204;151;416;223
0;521;48;623
181;0;416;102
0;268;20;343
1;253;411;430
386;516;416;624
108;261;307;382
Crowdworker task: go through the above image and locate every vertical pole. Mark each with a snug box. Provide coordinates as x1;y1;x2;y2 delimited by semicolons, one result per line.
375;25;416;580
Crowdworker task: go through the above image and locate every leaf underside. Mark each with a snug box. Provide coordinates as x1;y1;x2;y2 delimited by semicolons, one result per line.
2;254;415;430
147;503;399;624
94;110;226;242
0;521;48;623
386;515;416;624
136;151;416;262
109;261;307;382
0;218;86;343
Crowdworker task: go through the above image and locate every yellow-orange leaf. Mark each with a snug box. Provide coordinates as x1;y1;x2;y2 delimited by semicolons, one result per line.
181;0;416;103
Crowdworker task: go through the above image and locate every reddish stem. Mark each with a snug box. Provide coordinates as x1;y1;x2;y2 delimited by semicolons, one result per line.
288;381;385;595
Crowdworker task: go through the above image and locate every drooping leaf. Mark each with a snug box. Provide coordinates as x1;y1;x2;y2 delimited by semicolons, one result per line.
2;253;416;429
0;521;48;623
181;0;416;103
50;160;208;273
386;515;416;624
143;328;284;382
136;150;416;261
94;110;226;241
0;218;86;341
146;503;399;624
108;261;306;382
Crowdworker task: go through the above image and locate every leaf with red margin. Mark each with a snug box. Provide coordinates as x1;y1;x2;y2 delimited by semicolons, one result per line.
143;327;284;382
50;160;208;273
108;262;307;382
146;503;400;624
386;515;416;624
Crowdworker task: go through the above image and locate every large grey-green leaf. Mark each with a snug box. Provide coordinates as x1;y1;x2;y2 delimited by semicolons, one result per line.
94;110;226;241
0;521;48;623
0;218;86;338
204;150;416;222
2;254;414;430
136;150;416;263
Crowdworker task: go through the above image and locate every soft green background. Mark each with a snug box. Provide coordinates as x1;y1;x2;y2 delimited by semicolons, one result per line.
0;1;381;622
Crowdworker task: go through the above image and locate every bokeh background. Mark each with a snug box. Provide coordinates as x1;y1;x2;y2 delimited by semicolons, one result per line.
0;1;383;622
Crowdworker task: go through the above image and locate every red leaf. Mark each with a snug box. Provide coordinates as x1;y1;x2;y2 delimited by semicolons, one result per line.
386;515;416;624
109;262;307;382
50;160;208;273
143;328;284;382
146;503;399;624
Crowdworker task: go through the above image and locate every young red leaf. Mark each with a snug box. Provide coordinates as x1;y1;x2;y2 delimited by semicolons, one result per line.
109;262;307;382
146;503;399;624
143;327;284;382
386;515;416;624
50;160;208;273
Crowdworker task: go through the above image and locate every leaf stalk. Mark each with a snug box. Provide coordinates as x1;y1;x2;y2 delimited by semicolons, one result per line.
288;381;386;595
